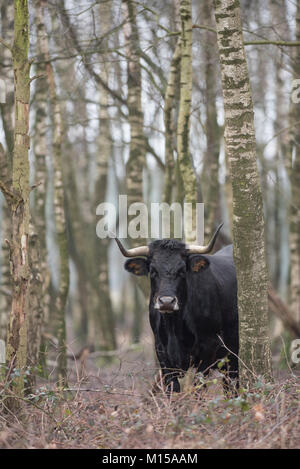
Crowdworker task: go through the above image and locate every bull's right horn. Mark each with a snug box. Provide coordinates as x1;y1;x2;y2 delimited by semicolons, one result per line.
186;223;223;254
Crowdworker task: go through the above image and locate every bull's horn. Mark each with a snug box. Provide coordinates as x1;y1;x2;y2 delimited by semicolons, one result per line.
186;223;223;254
113;236;149;257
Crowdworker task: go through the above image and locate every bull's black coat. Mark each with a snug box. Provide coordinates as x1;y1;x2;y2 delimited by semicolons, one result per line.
125;241;239;392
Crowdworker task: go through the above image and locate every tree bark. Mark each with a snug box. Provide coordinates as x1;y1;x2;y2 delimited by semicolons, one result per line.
213;0;273;384
122;0;148;332
0;144;12;342
202;0;221;239
163;37;181;207
122;0;145;214
92;0;116;350
177;0;198;244
4;0;31;405
288;0;300;323
38;0;69;387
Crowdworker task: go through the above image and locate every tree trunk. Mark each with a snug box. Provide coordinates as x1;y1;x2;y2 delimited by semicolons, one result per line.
0;2;14;345
122;0;148;337
177;0;198;244
213;0;273;384
92;0;116;350
288;0;300;323
202;0;220;239
4;0;31;406
38;0;69;387
122;0;145;214
0;1;14;161
0;144;12;342
163;39;181;206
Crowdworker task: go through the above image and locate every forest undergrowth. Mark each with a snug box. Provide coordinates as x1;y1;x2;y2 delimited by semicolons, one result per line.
0;344;299;449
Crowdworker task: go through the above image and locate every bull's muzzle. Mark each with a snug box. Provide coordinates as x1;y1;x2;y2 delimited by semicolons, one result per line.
155;296;179;313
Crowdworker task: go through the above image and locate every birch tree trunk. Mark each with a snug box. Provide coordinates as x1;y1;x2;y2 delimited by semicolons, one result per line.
38;0;69;387
289;0;300;323
26;0;51;378
0;2;14;344
202;0;220;239
177;0;198;244
4;0;31;405
0;1;14;161
122;0;148;335
0;144;11;341
92;0;116;350
163;38;181;206
122;0;144;212
213;0;273;384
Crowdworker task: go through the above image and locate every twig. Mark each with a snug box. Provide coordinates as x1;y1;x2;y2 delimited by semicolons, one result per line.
217;334;257;379
0;37;12;53
30;181;43;191
29;73;47;84
0;180;15;202
244;40;300;46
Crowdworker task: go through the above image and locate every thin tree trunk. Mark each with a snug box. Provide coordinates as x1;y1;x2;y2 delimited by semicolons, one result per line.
27;220;43;380
0;144;11;341
122;0;145;214
288;0;300;323
122;0;148;337
92;0;116;350
202;0;220;239
0;1;14;161
163;39;181;206
213;0;273;384
3;0;31;406
177;0;198;244
27;0;51;378
0;2;14;344
38;0;69;387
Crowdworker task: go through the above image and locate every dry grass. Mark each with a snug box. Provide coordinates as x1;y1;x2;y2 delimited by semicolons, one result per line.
0;345;299;449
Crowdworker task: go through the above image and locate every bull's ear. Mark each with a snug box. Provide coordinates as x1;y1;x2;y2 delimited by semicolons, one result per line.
124;258;148;276
189;255;210;273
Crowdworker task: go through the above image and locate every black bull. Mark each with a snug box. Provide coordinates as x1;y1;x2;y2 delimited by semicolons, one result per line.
116;232;239;393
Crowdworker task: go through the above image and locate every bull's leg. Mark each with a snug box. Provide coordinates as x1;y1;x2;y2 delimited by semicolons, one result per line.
153;342;182;394
151;369;180;394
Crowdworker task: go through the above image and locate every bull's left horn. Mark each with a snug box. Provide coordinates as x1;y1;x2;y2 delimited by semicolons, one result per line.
186;223;223;254
113;236;149;257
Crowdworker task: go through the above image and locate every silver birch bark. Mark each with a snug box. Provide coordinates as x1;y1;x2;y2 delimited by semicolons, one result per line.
38;0;69;387
0;2;14;343
92;0;116;350
288;0;300;323
213;0;273;384
163;38;181;206
122;0;148;321
122;0;145;215
177;0;198;244
202;0;220;239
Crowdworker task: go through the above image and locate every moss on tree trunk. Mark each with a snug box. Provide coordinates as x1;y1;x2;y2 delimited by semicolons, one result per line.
213;0;273;385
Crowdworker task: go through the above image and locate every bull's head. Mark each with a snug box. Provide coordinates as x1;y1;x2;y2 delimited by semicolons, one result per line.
114;224;223;314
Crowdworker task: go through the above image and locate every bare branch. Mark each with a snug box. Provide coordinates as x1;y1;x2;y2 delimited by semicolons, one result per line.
0;37;12;53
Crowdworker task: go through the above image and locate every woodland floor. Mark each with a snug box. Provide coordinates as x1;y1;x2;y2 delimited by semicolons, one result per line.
0;337;299;449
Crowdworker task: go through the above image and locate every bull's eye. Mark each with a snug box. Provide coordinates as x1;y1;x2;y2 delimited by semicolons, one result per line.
150;267;158;278
177;267;186;277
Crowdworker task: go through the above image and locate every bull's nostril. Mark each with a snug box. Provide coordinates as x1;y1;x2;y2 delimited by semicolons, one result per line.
159;296;176;305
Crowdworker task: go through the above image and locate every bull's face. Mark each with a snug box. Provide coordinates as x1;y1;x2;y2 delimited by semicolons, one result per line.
114;224;223;314
124;245;210;314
